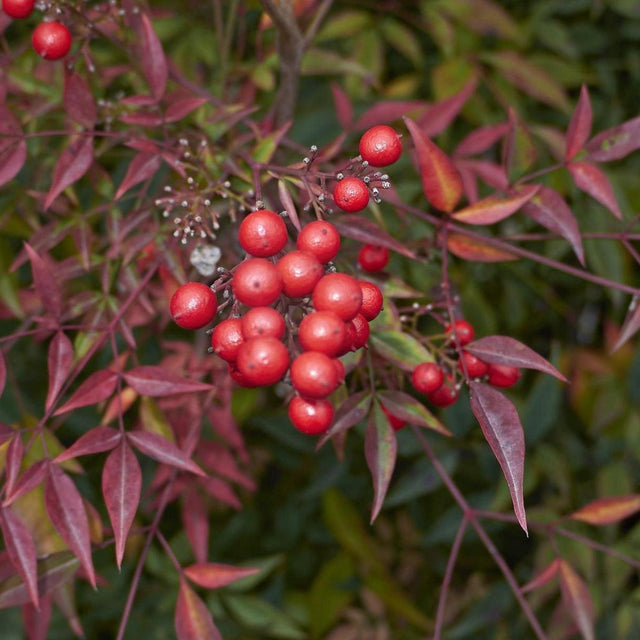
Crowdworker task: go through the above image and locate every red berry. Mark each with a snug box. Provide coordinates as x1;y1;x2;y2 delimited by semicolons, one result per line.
236;337;290;387
241;306;285;340
298;311;348;357
2;0;34;19
487;363;521;388
459;351;489;379
228;364;256;388
333;358;345;384
359;125;402;167
337;320;358;356
412;362;444;395
358;244;389;273
290;351;340;399
210;318;245;362
348;313;370;350
428;376;459;408
32;22;72;60
170;282;217;330
296;220;341;263
381;405;406;431
312;273;363;321
238;210;288;258
232;258;282;307
358;280;383;321
333;177;369;213
288;396;334;436
276;250;323;298
445;319;475;346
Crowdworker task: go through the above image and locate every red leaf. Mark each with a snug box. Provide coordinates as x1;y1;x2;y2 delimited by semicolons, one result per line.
457;159;508;191
4;435;23;498
165;97;208;123
568;160;621;219
0;507;39;608
182;490;209;564
123;366;214;397
522;186;585;265
102;441;141;568
23;595;52;640
137;13;168;100
46;331;74;412
127;430;206;476
3;460;48;507
0;106;27;188
44;135;93;210
175;578;222;640
354;101;427;131
565;85;592;162
54;426;122;463
469;381;527;534
0;351;5;398
63;72;97;129
24;243;62;320
199;477;241;509
120;112;164;126
331;82;353;130
417;78;477;137
558;561;594;640
317;391;372;448
278;179;301;232
44;466;96;588
452;185;539;225
332;215;416;258
465;335;566;381
184;563;259;590
54;369;118;415
404;116;463;213
447;233;518;263
586;115;640;162
115;152;162;200
365;404;397;523
455;122;509;157
521;558;560;594
570;494;640;525
612;296;640;352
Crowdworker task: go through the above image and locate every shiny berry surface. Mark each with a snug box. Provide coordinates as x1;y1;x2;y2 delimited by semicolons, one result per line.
210;318;245;362
241;307;285;340
358;280;383;321
32;22;72;60
2;0;34;19
358;244;389;273
276;250;323;298
312;273;363;321
348;313;370;350
232;258;283;307
238;210;288;258
412;362;444;395
428;376;459;407
332;177;369;213
298;311;348;357
445;319;475;346
296;220;341;263
290;351;340;399
236;337;290;387
487;363;521;388
459;351;489;379
170;282;217;330
288;396;334;435
359;125;402;167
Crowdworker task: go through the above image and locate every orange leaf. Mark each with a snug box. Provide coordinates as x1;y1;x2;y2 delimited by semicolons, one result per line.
570;494;640;525
452;185;539;225
447;233;518;262
558;561;594;640
175;578;222;640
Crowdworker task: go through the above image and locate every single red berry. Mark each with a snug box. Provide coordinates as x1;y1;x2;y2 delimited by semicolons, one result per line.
238;210;288;258
412;362;444;395
445;319;475;346
276;250;323;298
312;272;363;321
358;244;389;273
333;177;369;213
170;282;217;330
487;363;521;388
298;311;348;357
337;320;358;356
381;405;406;431
232;258;283;307
359;125;402;167
241;306;285;340
210;317;245;362
288;395;334;436
236;336;290;387
228;363;256;388
290;351;340;399
2;0;34;19
459;351;489;379
348;313;370;350
428;375;459;408
358;280;384;321
296;220;341;264
32;22;72;60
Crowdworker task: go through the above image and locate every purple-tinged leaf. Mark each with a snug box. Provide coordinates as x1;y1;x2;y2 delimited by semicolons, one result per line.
447;233;518;263
127;430;206;477
317;391;372;448
354;101;427;131
182;490;209;565
102;441;141;568
455;122;509;157
568;160;621;219
520;558;560;594
503;108;537;182
199;477;241;509
123;366;214;397
54;426;122;463
452;185;539;225
586;115;640;162
137;13;168;100
0;352;5;398
565;85;592;162
0;106;27;188
4;435;23;498
456;159;509;191
115;152;162;200
46;331;74;412
570;494;640;526
3;460;48;507
175;578;223;640
612;296;640;352
332;215;415;258
469;382;527;534
45;466;96;588
558;561;594;640
0;507;39;608
184;563;260;590
23;595;52;640
54;369;118;415
119;112;165;126
63;72;97;129
278;180;301;232
44;135;93;210
165;97;208;123
377;390;451;436
466;335;566;381
418;78;477;138
24;243;62;320
331;82;353;130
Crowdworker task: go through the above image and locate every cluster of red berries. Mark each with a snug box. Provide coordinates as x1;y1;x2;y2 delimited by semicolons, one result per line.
2;0;72;60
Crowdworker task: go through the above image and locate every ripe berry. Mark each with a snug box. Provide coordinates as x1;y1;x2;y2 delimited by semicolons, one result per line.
333;177;369;213
228;364;256;388
428;376;459;408
288;396;334;435
487;363;521;388
412;362;444;395
381;405;406;431
32;22;72;60
238;210;288;258
333;358;345;383
2;0;34;19
296;220;341;264
358;280;384;321
338;320;358;356
290;351;340;399
358;244;389;273
458;351;489;379
359;125;402;167
241;306;285;340
236;337;290;387
170;282;217;330
298;311;348;357
232;258;283;307
210;318;245;362
445;319;474;346
348;313;370;350
312;273;363;321
276;250;323;298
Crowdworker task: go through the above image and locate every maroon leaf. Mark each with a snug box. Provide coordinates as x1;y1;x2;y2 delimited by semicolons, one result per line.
182;490;209;565
317;391;372;448
455;122;509;157
120;112;164;126
418;78;477;137
23;595;52;640
165;97;208;123
115;152;162;200
331;82;353;130
3;460;48;507
354;100;427;131
0;351;5;398
558;561;594;640
46;331;74;412
457;159;509;191
568;160;621;219
465;335;566;381
612;296;640;352
184;563;259;590
123;366;214;397
44;135;94;210
45;466;96;588
332;215;415;258
54;369;118;415
127;430;206;476
452;185;539;225
520;558;560;594
522;186;584;265
63;72;97;129
0;106;27;188
586;115;640;162
102;441;141;568
4;435;23;498
24;243;62;320
54;426;122;463
175;578;223;640
137;13;168;100
278;179;301;232
0;507;39;608
199;477;241;509
565;85;592;162
469;381;527;533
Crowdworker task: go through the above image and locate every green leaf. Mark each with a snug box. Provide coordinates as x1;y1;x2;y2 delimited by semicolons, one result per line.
370;330;434;371
380;18;423;66
377;390;451;436
301;49;373;79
